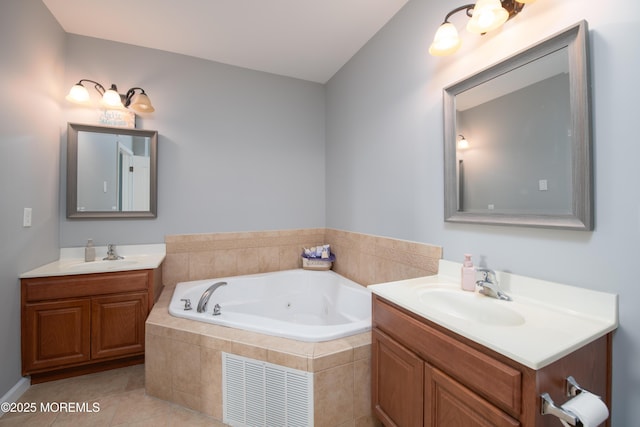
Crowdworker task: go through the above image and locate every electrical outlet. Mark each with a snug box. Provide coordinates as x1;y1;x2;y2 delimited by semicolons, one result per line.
23;207;32;227
539;179;548;191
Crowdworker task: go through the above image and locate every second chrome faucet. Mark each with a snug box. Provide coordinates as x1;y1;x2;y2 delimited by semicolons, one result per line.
475;268;512;301
103;244;124;260
197;281;227;313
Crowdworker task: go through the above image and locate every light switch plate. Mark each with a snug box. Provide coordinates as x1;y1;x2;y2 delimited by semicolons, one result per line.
23;207;32;227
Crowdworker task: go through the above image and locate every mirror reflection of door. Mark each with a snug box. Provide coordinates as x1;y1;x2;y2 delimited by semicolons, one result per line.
118;139;151;211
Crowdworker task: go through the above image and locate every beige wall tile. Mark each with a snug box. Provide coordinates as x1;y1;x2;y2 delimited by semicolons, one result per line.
354;358;372;420
171;340;201;396
314;363;355;427
200;347;223;419
162;253;189;286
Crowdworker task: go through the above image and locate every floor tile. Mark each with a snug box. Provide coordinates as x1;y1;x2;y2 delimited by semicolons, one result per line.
0;365;228;427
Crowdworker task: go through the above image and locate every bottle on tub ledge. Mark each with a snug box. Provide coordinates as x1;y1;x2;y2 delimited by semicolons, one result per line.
461;254;476;291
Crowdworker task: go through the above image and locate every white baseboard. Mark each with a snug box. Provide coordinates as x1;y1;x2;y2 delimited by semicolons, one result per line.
0;377;30;418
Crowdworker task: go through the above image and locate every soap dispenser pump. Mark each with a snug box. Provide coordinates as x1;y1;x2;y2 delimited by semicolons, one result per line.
461;254;476;291
85;239;95;262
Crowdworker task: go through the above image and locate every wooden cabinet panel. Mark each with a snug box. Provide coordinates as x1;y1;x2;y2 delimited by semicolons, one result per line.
23;270;150;302
374;296;521;416
22;299;91;373
371;295;612;427
91;292;147;359
21;268;158;382
372;329;424;427
425;365;520;427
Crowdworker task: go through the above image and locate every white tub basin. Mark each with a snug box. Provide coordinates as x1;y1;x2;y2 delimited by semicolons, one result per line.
418;288;525;326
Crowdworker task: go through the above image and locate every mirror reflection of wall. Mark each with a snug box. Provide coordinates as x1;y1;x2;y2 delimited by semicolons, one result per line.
77;131;151;212
456;72;572;215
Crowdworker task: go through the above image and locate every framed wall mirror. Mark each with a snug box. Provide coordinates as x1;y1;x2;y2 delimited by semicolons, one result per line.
443;21;592;230
67;123;158;219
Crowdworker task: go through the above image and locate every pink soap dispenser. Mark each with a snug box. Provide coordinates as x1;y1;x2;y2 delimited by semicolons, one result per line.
461;254;476;292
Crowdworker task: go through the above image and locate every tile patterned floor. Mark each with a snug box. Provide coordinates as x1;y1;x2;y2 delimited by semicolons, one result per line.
0;364;228;426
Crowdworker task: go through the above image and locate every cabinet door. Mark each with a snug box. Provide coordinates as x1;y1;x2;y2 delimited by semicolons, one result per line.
23;299;91;373
91;292;148;359
424;365;520;427
372;328;424;427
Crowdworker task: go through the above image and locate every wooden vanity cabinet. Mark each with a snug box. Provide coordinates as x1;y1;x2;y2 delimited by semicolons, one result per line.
371;295;612;427
21;268;161;383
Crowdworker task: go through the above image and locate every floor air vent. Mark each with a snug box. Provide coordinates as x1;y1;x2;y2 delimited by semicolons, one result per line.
222;352;314;427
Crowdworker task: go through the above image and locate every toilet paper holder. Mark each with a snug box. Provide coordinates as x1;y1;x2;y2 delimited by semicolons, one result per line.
540;376;599;426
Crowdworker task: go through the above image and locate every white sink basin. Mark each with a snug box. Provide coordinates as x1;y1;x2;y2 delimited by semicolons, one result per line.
418;288;525;326
67;259;139;272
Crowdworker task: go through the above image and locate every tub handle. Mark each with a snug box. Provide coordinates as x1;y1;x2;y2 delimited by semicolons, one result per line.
180;298;193;311
213;303;222;316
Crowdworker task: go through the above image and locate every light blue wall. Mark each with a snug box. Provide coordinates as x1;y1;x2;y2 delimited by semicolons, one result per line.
0;0;65;399
3;1;638;424
60;35;326;247
326;0;640;424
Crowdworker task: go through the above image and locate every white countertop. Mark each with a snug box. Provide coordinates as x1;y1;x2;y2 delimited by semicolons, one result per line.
20;244;166;278
368;260;618;370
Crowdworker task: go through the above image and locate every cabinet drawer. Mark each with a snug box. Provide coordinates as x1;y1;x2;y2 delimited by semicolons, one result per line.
23;270;150;302
373;296;522;416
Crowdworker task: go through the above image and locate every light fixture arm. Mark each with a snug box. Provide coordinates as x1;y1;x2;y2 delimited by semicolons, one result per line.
75;79;106;96
442;4;475;24
439;0;525;26
123;87;147;108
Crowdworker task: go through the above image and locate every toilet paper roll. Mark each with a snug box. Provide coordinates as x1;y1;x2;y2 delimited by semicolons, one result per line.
560;391;609;427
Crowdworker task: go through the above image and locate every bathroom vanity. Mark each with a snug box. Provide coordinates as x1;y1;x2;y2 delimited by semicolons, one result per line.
20;244;165;383
369;260;617;427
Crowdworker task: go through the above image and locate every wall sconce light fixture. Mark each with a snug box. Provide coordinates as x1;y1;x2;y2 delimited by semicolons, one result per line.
66;79;155;113
457;135;470;149
429;0;535;56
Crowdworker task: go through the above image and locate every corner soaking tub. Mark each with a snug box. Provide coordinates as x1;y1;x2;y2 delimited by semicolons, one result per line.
168;269;371;342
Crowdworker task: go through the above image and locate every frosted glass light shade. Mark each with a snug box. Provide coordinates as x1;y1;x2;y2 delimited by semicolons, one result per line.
101;86;124;109
458;136;470;149
466;0;509;34
429;23;462;56
65;84;90;103
129;92;155;113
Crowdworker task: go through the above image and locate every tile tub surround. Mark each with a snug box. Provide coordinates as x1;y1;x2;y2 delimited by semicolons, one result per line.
163;228;442;287
145;284;381;427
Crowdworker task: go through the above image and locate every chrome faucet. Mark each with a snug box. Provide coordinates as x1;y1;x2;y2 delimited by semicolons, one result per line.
103;244;124;260
197;281;227;313
475;268;511;301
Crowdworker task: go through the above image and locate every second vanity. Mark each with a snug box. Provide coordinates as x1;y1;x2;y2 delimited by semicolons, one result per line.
20;244;165;383
369;260;618;427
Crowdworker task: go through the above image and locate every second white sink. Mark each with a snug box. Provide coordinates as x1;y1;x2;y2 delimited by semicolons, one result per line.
418;287;525;326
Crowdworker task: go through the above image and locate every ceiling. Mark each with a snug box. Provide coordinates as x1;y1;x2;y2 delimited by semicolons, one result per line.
42;0;408;84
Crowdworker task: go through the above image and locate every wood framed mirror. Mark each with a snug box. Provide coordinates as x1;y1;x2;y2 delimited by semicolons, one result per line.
67;123;158;219
443;21;592;230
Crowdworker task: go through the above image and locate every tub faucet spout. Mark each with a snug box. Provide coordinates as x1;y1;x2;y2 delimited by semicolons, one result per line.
197;281;227;313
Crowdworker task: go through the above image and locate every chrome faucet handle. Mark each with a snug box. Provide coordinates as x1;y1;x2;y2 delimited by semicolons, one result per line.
475;269;511;301
476;268;497;282
180;299;192;311
103;244;124;260
213;304;222;316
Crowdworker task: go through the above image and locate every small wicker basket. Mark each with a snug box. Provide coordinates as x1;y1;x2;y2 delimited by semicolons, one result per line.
302;257;333;271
